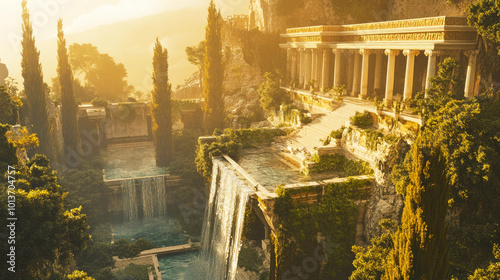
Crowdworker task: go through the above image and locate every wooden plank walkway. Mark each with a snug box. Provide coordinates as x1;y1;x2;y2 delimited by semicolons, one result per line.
139;244;197;257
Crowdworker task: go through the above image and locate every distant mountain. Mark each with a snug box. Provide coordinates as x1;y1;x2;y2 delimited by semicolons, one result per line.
37;6;207;94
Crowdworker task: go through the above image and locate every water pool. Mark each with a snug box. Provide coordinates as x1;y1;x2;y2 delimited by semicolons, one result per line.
112;217;189;247
103;142;166;180
158;252;198;280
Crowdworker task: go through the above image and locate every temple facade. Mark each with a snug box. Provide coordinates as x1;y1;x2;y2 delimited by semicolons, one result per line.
280;16;479;106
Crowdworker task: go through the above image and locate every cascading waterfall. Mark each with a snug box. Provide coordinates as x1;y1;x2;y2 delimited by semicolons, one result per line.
142;176;167;219
192;158;252;280
122;179;138;221
121;176;167;221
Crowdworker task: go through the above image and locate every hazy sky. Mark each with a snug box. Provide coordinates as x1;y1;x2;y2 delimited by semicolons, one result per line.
0;0;249;91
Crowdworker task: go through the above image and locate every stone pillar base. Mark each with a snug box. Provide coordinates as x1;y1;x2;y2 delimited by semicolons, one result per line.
384;98;393;108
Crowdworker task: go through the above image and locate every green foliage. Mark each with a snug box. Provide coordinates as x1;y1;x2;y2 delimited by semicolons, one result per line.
468;0;500;53
350;111;374;128
0;86;18;125
60;157;109;225
151;38;173;167
350;225;393;280
239;29;284;75
0;154;91;280
309;153;373;176
69;43;130;102
423;94;500;277
185;40;206;87
383;136;450;280
21;0;54;160
272;180;364;279
90;97;109;107
281;104;311;125
111;238;155;259
203;1;224;134
258;72;291;115
57;19;79;152
330;126;346;139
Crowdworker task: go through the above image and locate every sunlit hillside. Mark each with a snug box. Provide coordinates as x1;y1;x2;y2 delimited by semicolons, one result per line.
36;7;207;93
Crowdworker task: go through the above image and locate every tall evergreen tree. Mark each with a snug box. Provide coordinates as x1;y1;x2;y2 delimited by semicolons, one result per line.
151;38;173;166
203;0;224;134
57;19;79;152
20;0;53;159
383;136;450;280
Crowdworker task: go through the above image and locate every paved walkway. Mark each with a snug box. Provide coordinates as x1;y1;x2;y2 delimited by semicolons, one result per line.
278;102;360;155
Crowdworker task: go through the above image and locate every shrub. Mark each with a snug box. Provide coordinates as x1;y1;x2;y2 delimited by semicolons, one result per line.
330;125;346;139
91;97;109;107
309;153;373;176
350;110;373;128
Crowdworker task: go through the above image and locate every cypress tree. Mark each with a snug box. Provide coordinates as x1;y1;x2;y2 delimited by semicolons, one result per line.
203;0;224;134
151;38;173;166
21;0;53;159
383;136;450;279
57;19;79;152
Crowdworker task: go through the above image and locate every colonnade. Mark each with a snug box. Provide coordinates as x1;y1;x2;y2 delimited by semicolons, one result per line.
286;47;479;105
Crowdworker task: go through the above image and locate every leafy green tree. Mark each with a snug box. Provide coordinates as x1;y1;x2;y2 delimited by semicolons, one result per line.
383;136;450;280
69;43;129;101
468;0;500;53
57;19;79;152
203;0;224;134
186;40;206;87
0;154;90;279
0;86;18;125
151;38;173;166
257;72;290;115
350;220;395;280
20;0;53;160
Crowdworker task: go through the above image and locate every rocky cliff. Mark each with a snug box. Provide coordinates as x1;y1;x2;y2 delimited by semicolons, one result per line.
249;0;476;32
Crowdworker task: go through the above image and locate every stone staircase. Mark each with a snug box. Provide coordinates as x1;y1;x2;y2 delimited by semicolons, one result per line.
279;101;362;155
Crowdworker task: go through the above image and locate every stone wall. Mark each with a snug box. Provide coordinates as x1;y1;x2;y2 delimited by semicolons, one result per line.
105;103;151;140
343;127;409;240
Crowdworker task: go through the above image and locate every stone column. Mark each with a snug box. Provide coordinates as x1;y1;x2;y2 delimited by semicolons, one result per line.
403;50;420;100
286;48;292;83
424;50;441;93
304;49;312;89
316;49;323;88
311;49;317;85
351;51;362;97
321;49;330;92
384;49;400;107
347;51;354;92
333;49;343;88
298;48;305;86
291;50;297;84
464;50;479;98
373;51;384;94
359;49;371;99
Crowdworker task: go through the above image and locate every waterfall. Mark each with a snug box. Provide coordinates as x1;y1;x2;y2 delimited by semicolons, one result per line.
194;158;252;280
122;179;138;221
121;176;167;221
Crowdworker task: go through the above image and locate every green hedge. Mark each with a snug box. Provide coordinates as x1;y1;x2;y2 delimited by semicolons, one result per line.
309;153;373;176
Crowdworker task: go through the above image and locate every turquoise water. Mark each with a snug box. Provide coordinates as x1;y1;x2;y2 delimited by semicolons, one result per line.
103;142;166;180
159;252;198;280
112;217;189;247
